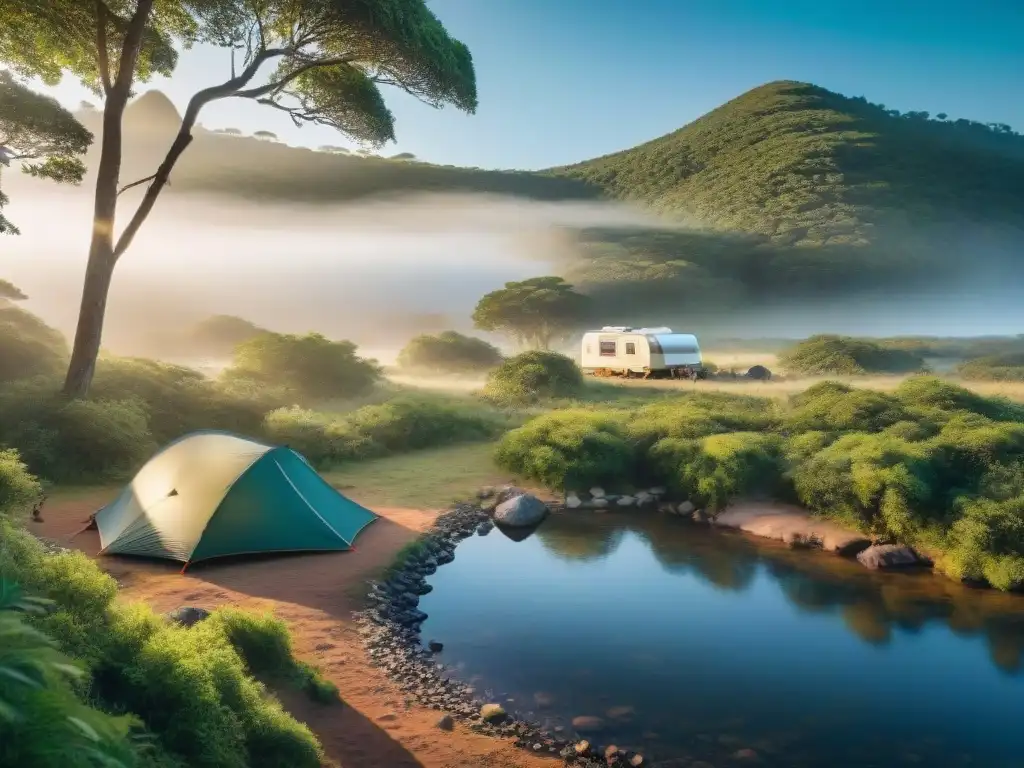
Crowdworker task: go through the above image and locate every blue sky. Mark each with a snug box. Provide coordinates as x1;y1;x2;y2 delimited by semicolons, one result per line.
37;0;1024;170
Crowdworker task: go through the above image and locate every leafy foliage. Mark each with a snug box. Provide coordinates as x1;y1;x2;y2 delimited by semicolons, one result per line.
0;278;27;300
0;523;327;767
483;350;584;405
263;395;505;467
0;580;139;768
779;335;927;375
496;377;1024;590
472;277;590;349
225;332;382;402
958;354;1024;382
0;303;68;383
396;330;503;374
0;71;92;234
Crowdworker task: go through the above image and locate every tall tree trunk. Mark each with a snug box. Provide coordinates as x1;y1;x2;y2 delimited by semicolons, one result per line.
62;92;129;398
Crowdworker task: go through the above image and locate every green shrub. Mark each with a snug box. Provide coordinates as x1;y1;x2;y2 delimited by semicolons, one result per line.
0;387;155;482
0;449;42;516
264;396;504;467
650;432;784;510
0;580;140;768
225;332;381;402
0;521;326;768
483;350;583;404
957;353;1024;381
894;376;1024;422
779;334;926;375
397;331;504;374
494;410;634;490
784;381;911;433
0;305;67;384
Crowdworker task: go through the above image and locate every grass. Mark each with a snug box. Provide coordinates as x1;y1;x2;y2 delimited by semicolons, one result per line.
323;442;513;509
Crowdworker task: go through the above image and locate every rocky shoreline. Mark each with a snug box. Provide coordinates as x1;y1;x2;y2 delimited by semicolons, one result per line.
353;498;645;768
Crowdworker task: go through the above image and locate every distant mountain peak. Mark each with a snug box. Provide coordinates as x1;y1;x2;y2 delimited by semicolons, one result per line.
124;90;181;131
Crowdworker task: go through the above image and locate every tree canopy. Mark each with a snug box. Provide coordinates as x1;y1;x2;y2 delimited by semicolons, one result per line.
0;279;27;301
472;276;591;350
0;71;92;234
396;330;502;373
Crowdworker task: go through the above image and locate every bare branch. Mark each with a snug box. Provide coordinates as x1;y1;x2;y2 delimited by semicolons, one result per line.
117;174;157;196
95;0;113;95
254;98;306;127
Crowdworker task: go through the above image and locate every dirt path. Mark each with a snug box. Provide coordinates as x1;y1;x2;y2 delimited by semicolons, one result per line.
36;491;552;768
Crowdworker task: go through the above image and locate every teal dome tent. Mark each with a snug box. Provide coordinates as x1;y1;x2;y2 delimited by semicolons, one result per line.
94;431;377;570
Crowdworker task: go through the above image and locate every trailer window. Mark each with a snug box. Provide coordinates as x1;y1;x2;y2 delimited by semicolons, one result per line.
599;341;617;356
625;342;636;355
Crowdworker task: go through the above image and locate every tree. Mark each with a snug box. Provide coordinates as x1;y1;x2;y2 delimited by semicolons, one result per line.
396;330;503;373
472;276;590;350
0;72;93;235
0;1;477;398
253;129;277;140
224;331;381;401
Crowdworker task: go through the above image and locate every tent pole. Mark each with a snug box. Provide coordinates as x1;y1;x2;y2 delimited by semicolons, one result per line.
180;561;190;575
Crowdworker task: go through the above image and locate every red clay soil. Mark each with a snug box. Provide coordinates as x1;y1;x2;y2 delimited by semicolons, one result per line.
35;492;552;768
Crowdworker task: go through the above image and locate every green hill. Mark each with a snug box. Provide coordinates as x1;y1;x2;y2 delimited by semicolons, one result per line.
50;82;1024;318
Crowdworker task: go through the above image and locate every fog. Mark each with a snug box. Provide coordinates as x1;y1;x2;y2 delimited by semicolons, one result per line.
4;181;1023;361
2;185;663;354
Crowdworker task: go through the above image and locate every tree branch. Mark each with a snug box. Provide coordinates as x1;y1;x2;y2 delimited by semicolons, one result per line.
111;46;290;260
234;56;352;100
117;174;157;196
95;0;113;95
112;0;156;93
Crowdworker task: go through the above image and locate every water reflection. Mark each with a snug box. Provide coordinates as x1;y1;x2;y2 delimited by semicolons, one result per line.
533;512;1024;674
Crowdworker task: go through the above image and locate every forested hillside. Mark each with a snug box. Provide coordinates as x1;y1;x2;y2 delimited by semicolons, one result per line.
20;83;1024;320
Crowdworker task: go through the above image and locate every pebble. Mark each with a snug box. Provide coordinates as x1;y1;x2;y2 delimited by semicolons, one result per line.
436;714;454;731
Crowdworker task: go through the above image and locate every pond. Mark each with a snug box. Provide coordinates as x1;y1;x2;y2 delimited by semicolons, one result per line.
418;511;1024;768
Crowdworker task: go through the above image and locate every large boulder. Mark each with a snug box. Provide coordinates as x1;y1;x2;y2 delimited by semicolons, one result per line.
857;544;926;570
494;493;549;527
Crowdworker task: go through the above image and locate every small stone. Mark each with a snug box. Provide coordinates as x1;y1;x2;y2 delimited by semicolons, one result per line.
592;498;609;509
377;712;399;722
658;502;676;514
604;745;620;759
165;606;210;627
649;486;666;496
617;495;636;507
574;740;592;755
428;640;443;653
436;714;454;731
634;491;653;506
692;509;709;524
533;743;543;751
677;500;696;515
480;703;507;723
589;486;606;498
630;755;645;767
566;494;583;509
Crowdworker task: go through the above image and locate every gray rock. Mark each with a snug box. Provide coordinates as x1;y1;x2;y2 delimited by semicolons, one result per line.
857;544;924;570
649;486;667;496
589;486;606;499
658;502;676;514
165;606;210;627
496;485;527;504
634;491;654;506
437;714;455;731
480;703;507;723
677;500;696;515
565;494;583;509
494;493;549;527
617;495;636;507
692;510;710;524
592;498;609;509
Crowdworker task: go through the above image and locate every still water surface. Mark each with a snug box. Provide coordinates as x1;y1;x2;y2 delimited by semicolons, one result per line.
419;512;1024;768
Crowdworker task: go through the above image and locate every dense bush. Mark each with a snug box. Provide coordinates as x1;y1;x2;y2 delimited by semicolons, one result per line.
0;448;42;514
779;335;927;376
0;304;67;383
957;353;1024;381
0;520;327;768
497;376;1024;590
483;350;583;404
396;330;503;374
264;396;505;466
0;580;139;768
225;332;381;402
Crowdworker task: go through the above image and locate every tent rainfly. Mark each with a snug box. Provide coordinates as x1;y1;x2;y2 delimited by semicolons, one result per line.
94;431;377;569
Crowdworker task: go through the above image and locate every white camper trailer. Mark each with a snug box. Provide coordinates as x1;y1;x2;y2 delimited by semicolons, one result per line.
580;326;704;379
